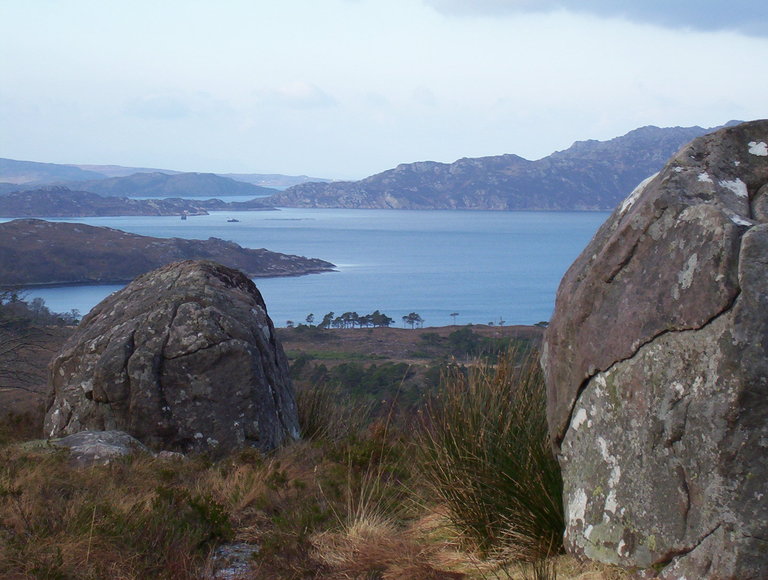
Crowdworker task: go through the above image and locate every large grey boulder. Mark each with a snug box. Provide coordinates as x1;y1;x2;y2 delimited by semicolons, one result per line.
542;120;768;578
44;260;300;455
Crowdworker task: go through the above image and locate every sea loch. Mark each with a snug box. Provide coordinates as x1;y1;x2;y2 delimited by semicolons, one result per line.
14;208;609;327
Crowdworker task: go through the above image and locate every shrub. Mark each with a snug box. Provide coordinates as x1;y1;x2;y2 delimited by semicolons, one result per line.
417;349;564;561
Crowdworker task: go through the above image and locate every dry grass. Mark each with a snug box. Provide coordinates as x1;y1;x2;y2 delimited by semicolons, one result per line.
0;433;635;580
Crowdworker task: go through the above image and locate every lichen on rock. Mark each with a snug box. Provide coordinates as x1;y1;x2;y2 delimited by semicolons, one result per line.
543;120;768;578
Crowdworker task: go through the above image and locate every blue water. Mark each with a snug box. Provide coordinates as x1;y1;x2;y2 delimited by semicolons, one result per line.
13;209;609;327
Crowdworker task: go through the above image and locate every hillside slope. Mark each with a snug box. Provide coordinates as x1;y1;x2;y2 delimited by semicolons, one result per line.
75;172;276;198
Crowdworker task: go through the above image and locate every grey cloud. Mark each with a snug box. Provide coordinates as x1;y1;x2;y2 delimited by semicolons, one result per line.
424;0;768;38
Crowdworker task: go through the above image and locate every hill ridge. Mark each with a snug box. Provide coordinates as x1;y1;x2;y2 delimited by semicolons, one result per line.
266;123;737;211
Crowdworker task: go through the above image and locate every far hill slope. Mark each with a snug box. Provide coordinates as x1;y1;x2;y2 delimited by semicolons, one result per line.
267;124;734;211
75;172;277;198
0;219;335;286
0;158;105;185
218;173;332;188
0;158;333;189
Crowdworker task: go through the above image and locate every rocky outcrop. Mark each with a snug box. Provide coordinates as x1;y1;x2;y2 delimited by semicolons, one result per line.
44;260;300;455
267;124;732;210
0;219;335;286
542;120;768;578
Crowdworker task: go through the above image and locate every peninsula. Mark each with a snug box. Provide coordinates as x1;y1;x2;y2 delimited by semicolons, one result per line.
0;219;335;286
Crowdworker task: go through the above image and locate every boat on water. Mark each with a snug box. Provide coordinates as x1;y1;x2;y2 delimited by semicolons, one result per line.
227;218;240;222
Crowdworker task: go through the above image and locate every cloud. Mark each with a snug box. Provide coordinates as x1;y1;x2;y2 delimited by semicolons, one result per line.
412;86;438;108
257;82;337;109
423;0;768;37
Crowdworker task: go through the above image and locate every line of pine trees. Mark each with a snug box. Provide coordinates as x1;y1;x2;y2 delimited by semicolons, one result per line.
301;310;396;329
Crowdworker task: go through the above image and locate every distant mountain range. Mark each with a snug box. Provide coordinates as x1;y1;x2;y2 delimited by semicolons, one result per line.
266;123;739;211
0;158;330;191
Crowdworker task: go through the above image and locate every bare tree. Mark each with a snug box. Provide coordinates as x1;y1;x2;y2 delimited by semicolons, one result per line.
402;312;423;329
0;290;52;393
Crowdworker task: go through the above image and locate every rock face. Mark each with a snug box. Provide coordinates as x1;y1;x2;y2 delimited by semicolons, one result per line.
542;120;768;578
44;260;300;455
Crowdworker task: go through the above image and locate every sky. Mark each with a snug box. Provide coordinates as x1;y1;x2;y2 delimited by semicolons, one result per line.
1;0;766;180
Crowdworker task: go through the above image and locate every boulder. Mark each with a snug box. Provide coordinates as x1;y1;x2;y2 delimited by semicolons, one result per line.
51;430;150;466
44;260;300;455
542;120;768;578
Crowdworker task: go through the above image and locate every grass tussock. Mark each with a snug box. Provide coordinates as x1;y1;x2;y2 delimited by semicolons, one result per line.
417;350;564;561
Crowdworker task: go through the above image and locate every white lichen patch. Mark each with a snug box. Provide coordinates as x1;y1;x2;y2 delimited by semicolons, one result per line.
749;141;768;156
719;178;748;198
597;436;622;488
593;373;607;397
697;172;713;183
568;487;588;526
604;488;618;514
729;213;753;227
617;538;628;556
619;173;658;215
677;254;699;291
572;408;589;431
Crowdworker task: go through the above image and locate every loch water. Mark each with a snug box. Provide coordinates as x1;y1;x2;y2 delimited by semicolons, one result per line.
17;208;610;327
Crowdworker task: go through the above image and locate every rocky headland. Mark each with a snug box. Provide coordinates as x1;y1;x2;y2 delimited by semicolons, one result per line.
0;218;335;286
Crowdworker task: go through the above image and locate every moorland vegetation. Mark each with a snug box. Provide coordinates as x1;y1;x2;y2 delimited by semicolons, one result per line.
0;296;630;579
